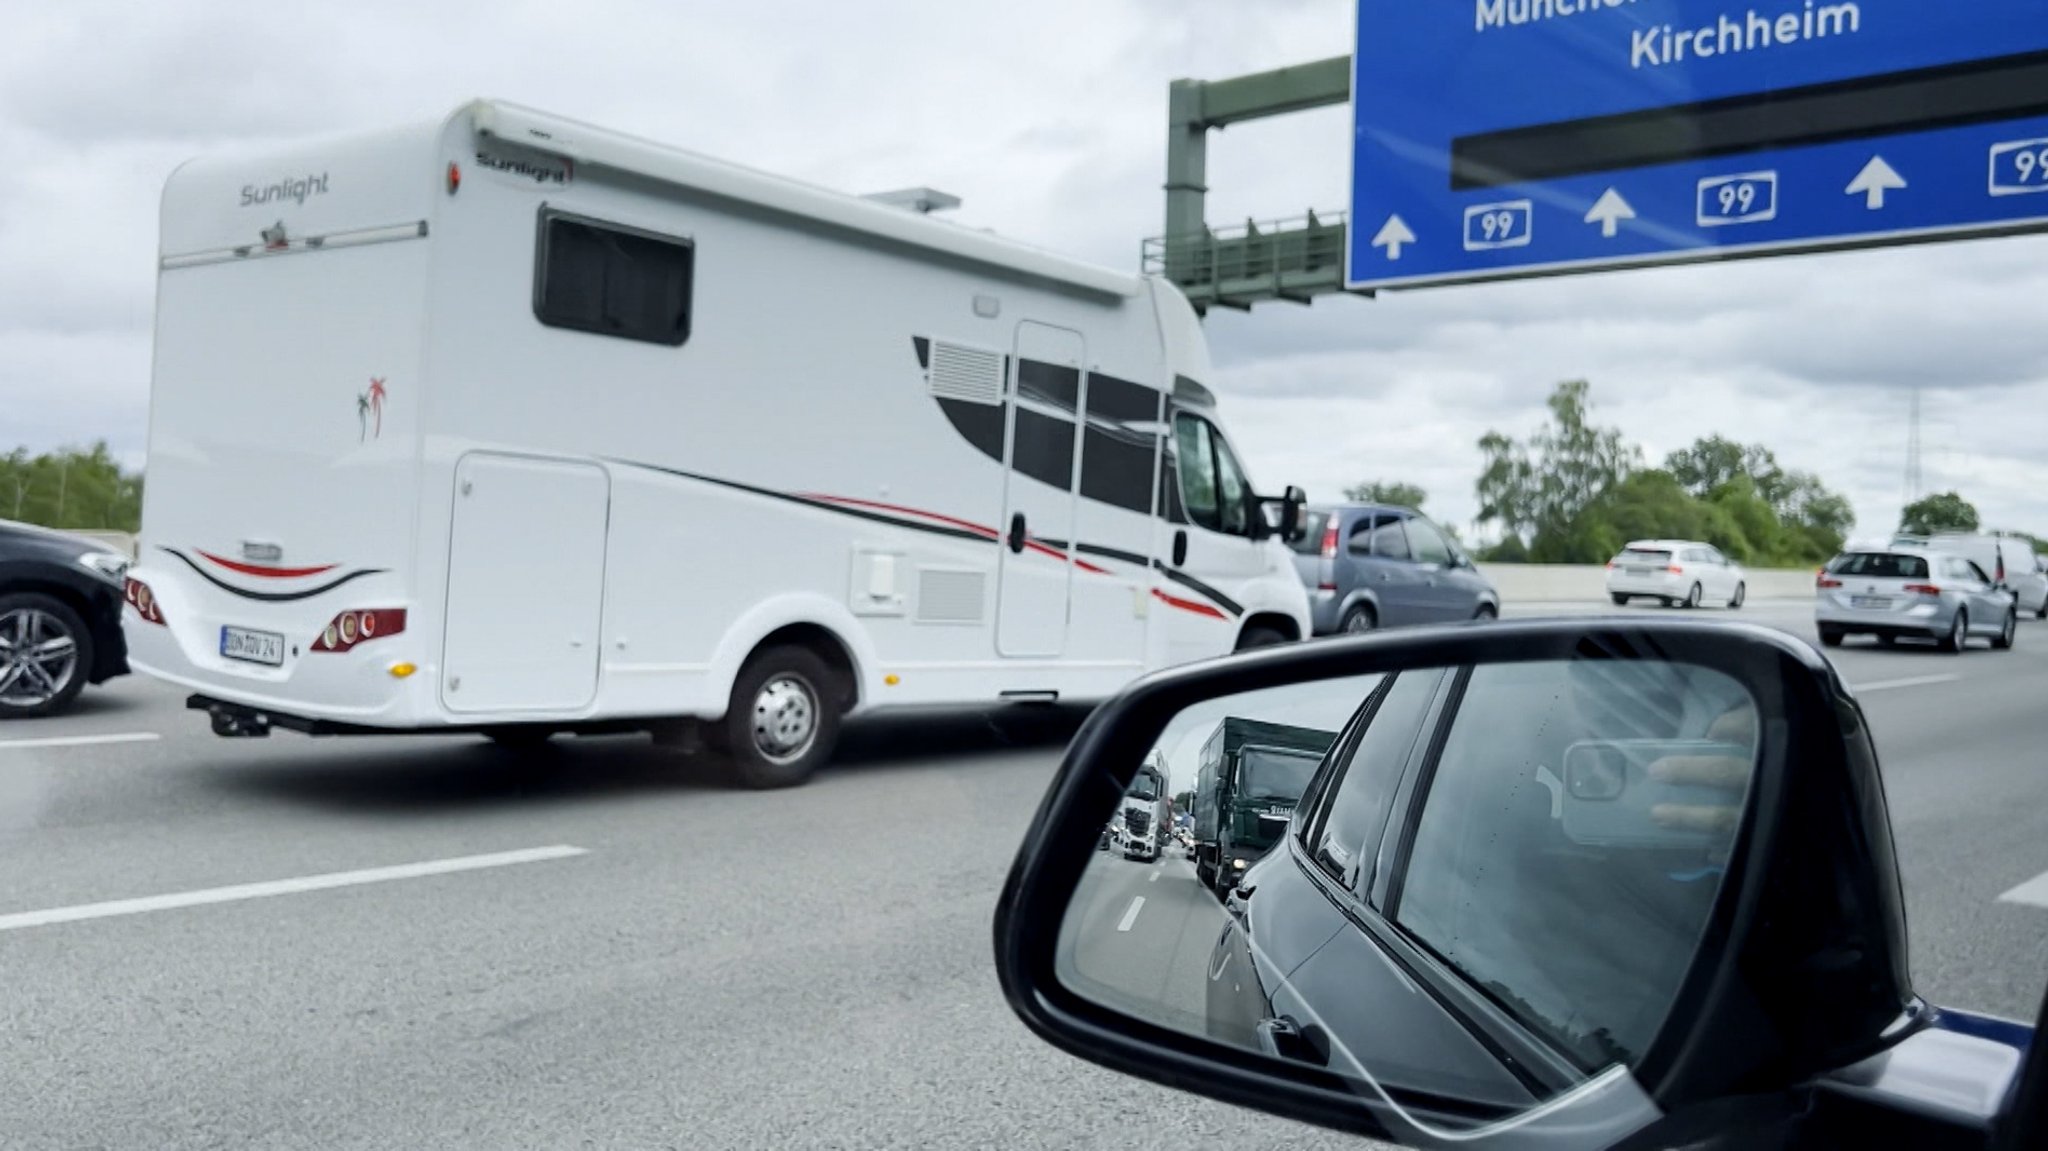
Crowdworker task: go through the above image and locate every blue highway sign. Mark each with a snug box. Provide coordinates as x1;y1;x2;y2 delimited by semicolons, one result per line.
1346;1;2048;290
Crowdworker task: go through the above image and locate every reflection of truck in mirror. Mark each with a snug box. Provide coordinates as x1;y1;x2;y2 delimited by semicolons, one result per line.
1113;751;1171;862
1192;718;1335;896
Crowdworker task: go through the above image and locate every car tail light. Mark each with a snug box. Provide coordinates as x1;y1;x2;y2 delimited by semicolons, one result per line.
1816;576;1843;589
312;608;407;653
1902;584;1942;597
1317;520;1339;591
1666;564;1684;574
124;577;166;626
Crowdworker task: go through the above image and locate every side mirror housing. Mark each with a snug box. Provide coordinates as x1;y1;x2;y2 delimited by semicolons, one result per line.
994;619;1930;1146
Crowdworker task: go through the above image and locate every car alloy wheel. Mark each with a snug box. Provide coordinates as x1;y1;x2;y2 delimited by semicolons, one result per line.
0;605;81;714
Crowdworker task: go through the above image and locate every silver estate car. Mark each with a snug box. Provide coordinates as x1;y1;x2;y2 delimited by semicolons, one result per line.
1815;549;2019;652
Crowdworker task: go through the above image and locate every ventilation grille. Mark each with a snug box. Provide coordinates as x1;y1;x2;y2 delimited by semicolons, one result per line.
917;567;986;624
928;342;1004;406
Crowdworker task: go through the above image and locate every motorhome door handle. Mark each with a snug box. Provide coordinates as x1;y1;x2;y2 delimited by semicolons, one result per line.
1008;513;1027;554
1172;531;1188;567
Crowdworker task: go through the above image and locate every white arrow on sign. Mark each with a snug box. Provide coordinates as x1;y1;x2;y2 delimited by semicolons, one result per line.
1583;188;1636;238
1846;156;1906;209
1372;214;1416;260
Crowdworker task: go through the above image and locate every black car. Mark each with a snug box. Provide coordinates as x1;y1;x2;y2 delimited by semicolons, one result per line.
0;519;133;718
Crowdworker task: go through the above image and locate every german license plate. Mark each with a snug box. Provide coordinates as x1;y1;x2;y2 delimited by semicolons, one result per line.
220;625;285;666
1850;596;1891;609
1627;566;1653;575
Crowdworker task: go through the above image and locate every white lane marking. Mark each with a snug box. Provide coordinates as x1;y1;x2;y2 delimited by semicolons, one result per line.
1116;895;1146;933
1852;674;1960;693
1998;870;2048;909
0;732;162;751
0;845;588;933
1148;870;1159;883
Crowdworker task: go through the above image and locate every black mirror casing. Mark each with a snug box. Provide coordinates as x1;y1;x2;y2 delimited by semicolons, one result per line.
992;619;1919;1145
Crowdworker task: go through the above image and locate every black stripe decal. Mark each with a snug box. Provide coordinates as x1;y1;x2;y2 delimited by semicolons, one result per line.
161;548;387;603
607;457;1244;618
604;459;990;545
1154;561;1244;618
1076;543;1151;568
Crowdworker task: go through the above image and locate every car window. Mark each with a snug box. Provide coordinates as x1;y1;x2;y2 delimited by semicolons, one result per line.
1834;552;1928;579
1371;516;1411;560
1209;426;1251;536
1305;669;1444;891
1620;548;1671;565
1406;517;1452;566
1172;414;1220;532
1393;660;1759;1070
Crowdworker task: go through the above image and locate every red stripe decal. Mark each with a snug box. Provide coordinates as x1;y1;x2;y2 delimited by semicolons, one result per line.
795;493;999;539
195;550;340;579
1153;588;1227;620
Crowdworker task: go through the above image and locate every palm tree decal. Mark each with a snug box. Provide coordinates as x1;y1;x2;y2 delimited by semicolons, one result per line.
357;378;388;441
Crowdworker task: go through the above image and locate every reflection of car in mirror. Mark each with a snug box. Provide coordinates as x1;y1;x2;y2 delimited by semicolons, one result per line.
1190;717;1335;897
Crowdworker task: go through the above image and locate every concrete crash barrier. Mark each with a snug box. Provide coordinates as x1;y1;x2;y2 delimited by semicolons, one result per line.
1478;564;1819;603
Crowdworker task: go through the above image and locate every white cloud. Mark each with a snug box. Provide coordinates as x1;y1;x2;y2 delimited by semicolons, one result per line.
2;0;2043;539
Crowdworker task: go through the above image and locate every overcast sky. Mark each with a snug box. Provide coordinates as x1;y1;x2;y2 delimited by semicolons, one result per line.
4;1;2042;540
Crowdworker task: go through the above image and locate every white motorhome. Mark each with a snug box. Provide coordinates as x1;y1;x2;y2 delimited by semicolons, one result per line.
125;100;1311;786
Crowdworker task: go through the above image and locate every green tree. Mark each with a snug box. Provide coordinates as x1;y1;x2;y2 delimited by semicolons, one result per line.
1665;436;1853;560
1900;491;1979;535
1479;533;1530;563
1475;380;1640;563
1343;480;1428;510
0;443;143;531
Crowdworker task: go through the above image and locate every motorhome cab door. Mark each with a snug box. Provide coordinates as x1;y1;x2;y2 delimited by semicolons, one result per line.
996;322;1087;658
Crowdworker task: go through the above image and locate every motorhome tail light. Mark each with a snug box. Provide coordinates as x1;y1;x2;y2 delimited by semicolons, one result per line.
124;577;166;626
312;609;407;653
1902;584;1943;597
446;162;461;195
1816;576;1843;589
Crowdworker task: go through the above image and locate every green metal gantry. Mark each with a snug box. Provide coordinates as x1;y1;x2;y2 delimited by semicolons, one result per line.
1151;55;1369;314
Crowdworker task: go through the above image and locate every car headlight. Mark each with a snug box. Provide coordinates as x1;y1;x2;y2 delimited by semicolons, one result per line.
76;552;131;584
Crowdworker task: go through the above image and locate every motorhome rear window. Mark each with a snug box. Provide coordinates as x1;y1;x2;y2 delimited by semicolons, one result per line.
534;210;694;346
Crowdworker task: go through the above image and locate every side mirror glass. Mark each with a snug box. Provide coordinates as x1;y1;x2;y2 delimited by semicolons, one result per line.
996;620;1914;1146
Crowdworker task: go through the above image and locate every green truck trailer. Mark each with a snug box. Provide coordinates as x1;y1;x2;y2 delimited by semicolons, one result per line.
1191;717;1336;896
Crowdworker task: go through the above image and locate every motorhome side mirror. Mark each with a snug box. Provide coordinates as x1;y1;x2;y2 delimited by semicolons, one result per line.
1282;486;1308;543
995;619;1926;1147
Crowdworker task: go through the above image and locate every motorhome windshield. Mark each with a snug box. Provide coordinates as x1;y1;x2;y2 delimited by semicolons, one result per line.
1239;747;1319;801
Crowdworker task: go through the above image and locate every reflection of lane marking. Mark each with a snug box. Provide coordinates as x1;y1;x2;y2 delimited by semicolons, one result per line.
1998;870;2048;909
1116;896;1145;932
0;845;588;933
1852;674;1960;693
0;732;162;752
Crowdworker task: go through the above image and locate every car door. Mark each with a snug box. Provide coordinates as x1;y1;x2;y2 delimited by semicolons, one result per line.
1399;515;1467;623
1348;513;1424;628
1163;410;1265;663
1958;558;2007;629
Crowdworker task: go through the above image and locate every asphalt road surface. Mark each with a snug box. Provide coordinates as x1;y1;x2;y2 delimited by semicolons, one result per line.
2;599;2044;1149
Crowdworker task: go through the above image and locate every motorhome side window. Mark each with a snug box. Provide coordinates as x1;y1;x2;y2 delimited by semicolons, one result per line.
534;210;695;346
1172;413;1249;536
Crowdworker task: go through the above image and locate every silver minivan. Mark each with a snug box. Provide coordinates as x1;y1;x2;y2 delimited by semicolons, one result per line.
1816;548;2019;652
